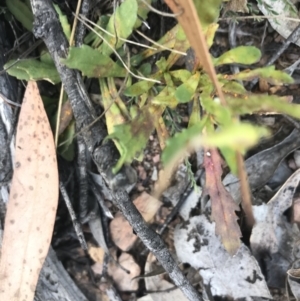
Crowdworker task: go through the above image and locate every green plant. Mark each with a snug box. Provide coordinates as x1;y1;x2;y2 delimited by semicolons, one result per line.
5;0;300;253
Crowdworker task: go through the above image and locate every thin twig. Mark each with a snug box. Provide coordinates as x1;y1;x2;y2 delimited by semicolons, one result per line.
54;86;64;147
0;93;21;107
75;14;161;83
236;152;254;228
74;0;90;46
219;14;300;23
136;29;187;55
227;20;253;226
59;181;88;250
69;0;83;46
77;135;90;223
80;15;157;50
140;0;183;18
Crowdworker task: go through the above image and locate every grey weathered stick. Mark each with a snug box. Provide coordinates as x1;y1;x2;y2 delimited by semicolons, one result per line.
223;128;300;204
31;0;104;152
74;0;90;47
35;247;88;301
30;1;202;300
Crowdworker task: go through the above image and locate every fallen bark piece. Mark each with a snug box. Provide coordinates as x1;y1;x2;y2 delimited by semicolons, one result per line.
0;81;59;301
258;0;300;47
174;215;271;299
251;169;300;288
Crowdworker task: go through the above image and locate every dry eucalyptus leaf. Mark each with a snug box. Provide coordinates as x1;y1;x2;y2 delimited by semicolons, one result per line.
89;245;105;275
108;252;140;291
110;211;137;251
134;192;162;222
88;245;105;263
110;192;162;251
0;81;59;301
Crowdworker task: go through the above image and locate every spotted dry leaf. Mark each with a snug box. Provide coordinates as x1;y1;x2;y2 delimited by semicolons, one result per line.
204;148;241;255
0;81;59;301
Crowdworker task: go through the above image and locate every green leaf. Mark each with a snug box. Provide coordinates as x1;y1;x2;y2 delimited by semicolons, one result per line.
99;0;138;56
201;92;231;126
61;45;126;78
162;118;208;166
40;49;54;65
4;59;60;84
24;0;31;9
124;80;156;96
156;57;168;72
194;0;222;31
220;147;238;175
213;46;261;66
175;72;200;103
100;78;127;135
107;105;163;173
134;0;151;28
166;25;190;69
221;80;248;95
206;23;219;48
227;65;294;85
84;16;109;46
153;86;177;108
226;94;300;119
162;121;269;166
100;78;130;156
204;123;269;150
139;63;152;76
54;4;71;40
188;97;201;127
170;70;192;82
131;24;180;66
6;0;33;31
